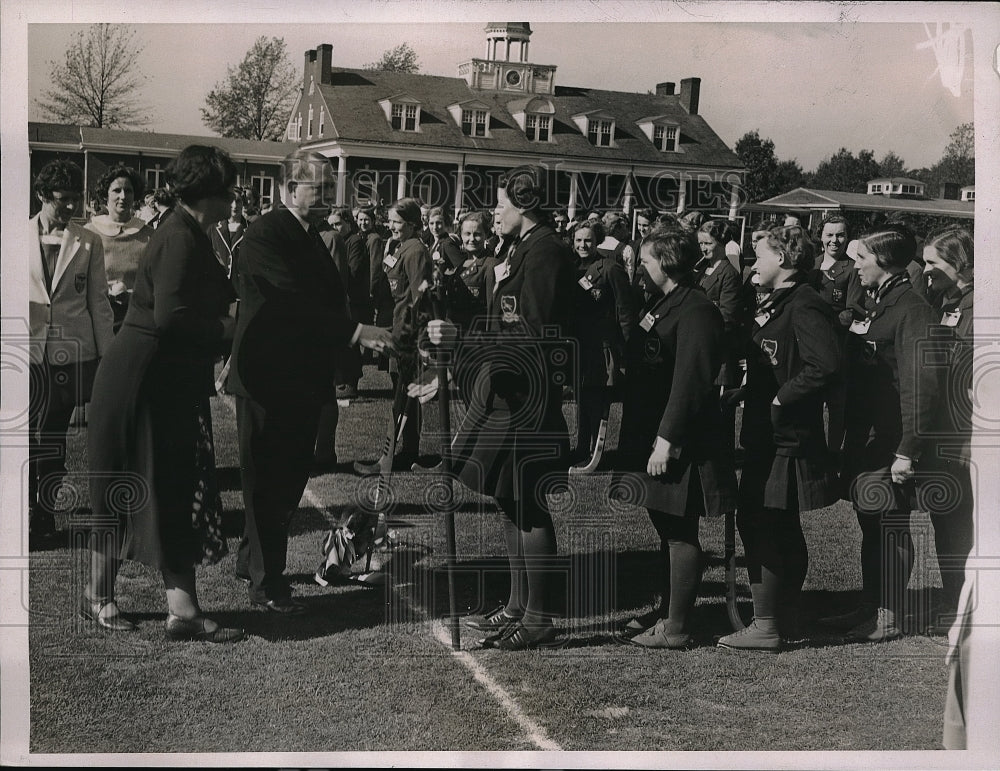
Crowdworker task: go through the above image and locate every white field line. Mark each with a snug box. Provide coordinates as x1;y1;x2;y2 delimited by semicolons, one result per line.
218;393;562;751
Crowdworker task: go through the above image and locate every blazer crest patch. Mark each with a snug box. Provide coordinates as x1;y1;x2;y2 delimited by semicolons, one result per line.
74;272;87;293
760;338;778;366
500;294;518;321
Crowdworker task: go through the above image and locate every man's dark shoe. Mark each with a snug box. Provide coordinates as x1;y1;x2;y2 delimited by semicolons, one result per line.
462;604;523;633
251;597;307;615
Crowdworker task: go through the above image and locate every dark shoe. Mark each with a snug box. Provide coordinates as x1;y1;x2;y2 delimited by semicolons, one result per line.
462;604;523;633
623;606;665;637
353;453;416;475
251;597;307;615
165;614;245;643
717;619;781;652
817;602;877;630
630;620;692;649
410;454;443;472
493;621;558;651
80;596;137;632
843;607;902;643
480;616;523;648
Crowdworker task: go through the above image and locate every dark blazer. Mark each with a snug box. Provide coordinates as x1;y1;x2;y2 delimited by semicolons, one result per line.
927;284;973;465
809;258;852;314
227;208;356;406
450;224;576;500
210;219;246;280
843;277;939;474
385;237;433;337
741;279;840;458
699;256;745;386
430;233;465;271
574;253;636;387
340;230;374;324
618;284;736;515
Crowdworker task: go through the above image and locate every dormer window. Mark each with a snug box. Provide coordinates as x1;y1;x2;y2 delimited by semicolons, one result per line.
588;119;614;147
307;106;314;139
525;114;550;142
319;107;325;135
653;124;678;152
462;108;488;137
380;95;423;133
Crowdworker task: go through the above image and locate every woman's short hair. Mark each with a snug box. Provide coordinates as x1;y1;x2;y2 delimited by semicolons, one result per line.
641;228;701;280
818;213;850;238
427;206;450;224
33;159;84;200
925;226;973;279
280;148;332;190
389;197;423;229
574;220;606;245
166;145;237;205
860;224;917;270
153;187;176;208
328;205;356;229
95;165;145;205
634;207;657;223
498;165;547;213
698;219;728;244
762;224;817;272
459;210;491;234
678;210;705;231
655;212;682;231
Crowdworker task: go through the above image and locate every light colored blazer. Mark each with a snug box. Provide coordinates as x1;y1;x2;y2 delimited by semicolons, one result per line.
28;215;114;366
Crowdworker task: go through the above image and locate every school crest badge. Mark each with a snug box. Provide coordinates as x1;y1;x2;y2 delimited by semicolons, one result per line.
643;337;661;361
500;294;518;322
832;288;843;303
760;338;778;366
74;273;87;293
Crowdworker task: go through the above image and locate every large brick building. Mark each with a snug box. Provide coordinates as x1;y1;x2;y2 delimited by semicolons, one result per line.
285;22;744;217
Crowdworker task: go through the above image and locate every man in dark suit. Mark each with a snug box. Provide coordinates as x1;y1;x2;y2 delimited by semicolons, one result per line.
227;150;393;613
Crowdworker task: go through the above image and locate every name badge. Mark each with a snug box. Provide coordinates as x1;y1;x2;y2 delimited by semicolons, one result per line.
941;310;961;328
578;276;594;291
383;254;398;269
462;258;477;269
754;311;771;327
432;250;443;264
849;318;871;335
494;261;510;283
704;264;717;276
639;312;656;332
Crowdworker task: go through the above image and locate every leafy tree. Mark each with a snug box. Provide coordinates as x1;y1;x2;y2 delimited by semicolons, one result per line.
808;148;881;192
364;43;420;73
878;151;908;178
734;130;778;202
926;122;975;196
733;130;804;202
202;36;298;141
774;159;805;194
37;24;150;128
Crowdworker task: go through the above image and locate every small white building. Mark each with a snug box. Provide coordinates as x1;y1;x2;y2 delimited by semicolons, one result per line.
866;177;927;197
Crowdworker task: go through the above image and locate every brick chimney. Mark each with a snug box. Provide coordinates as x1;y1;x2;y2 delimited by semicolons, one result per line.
304;44;334;86
679;77;700;114
655;82;675;96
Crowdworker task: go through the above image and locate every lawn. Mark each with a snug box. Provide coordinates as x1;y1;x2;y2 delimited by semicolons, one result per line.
28;364;952;754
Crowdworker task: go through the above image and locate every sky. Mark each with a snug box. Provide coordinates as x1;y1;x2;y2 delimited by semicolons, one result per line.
22;8;977;172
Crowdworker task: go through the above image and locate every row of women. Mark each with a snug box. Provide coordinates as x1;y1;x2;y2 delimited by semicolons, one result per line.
59;146;973;651
423;178;975;652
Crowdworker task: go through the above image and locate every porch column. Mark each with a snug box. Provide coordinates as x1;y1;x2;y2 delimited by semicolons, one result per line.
622;175;634;216
676;175;687;214
453;159;465;216
336;154;348;206
397;159;408;200
728;178;741;220
567;171;580;220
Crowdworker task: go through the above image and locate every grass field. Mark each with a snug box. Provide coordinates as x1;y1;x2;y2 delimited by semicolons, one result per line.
28;364;953;753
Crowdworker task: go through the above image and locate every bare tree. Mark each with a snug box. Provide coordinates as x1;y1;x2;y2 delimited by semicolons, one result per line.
364;43;420;73
201;36;298;141
37;24;150;128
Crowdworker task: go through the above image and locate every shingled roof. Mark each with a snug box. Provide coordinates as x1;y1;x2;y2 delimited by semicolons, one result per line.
309;67;741;169
759;187;974;218
29;121;298;161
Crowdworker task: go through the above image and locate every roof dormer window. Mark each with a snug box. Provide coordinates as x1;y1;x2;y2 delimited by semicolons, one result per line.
636;116;682;154
462;108;488;137
380;95;423;133
525;114;550;142
653;124;677;152
588;119;614;147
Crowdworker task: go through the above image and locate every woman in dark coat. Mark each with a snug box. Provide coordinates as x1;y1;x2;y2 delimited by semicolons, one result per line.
716;224;840;652
920;227;974;626
618;228;738;649
570;220;636;468
421;167;576;650
85;145;242;642
821;224;939;642
697;219;748;454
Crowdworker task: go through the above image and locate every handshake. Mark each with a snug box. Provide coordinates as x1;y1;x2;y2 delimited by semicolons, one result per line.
355;324;397;356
